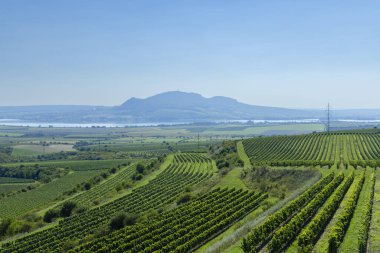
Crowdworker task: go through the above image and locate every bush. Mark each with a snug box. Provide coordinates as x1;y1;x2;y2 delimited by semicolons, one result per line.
177;193;193;205
136;164;145;174
83;182;92;190
109;212;138;231
60;201;77;217
0;219;12;237
44;209;60;223
132;173;143;181
75;206;88;214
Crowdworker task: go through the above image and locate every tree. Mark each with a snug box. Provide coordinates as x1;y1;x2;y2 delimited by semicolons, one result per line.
44;209;59;223
83;182;92;190
136;164;145;174
60;201;77;217
109;212;138;231
177;193;193;205
0;219;12;237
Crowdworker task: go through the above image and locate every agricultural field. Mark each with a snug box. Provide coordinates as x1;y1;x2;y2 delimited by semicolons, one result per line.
243;132;380;167
0;125;380;253
12;144;74;156
0;170;106;219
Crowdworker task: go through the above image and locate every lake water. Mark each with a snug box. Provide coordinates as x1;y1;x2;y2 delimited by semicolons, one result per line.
0;118;379;128
0;119;321;128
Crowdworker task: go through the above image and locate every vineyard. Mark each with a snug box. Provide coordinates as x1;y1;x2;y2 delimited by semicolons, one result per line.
1;129;380;253
0;170;105;219
67;163;138;207
243;132;380;167
0;153;217;252
71;188;267;253
242;169;376;253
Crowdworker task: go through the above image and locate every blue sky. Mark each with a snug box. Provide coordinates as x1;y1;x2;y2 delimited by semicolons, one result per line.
0;0;379;108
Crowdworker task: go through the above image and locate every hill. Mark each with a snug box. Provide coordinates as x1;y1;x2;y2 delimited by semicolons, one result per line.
115;91;322;122
0;91;380;123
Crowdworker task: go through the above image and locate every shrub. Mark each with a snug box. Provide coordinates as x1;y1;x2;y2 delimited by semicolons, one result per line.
177;193;193;205
136;164;145;174
60;201;77;217
109;212;138;231
44;209;60;223
83;182;92;190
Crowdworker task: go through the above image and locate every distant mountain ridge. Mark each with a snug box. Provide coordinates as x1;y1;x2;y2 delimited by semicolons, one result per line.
115;91;322;122
0;91;380;123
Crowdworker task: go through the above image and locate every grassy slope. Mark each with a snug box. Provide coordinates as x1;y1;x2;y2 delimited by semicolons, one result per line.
212;167;248;190
212;142;249;190
237;141;251;170
368;168;380;252
339;169;373;252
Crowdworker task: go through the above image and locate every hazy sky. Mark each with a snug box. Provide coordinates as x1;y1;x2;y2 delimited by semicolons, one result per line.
1;1;379;108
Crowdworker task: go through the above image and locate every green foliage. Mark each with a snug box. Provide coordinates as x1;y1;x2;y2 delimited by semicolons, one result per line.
297;172;359;251
0;219;12;237
268;173;344;252
0;170;103;219
43;209;60;223
327;172;366;250
68;163;141;207
357;172;376;253
242;173;334;252
83;182;92;190
0;218;33;239
136;163;145;174
109;212;138;231
2;154;214;252
176;192;194;205
243;166;317;198
210;140;243;170
74;188;268;253
243;132;380;166
0;165;66;183
60;201;77;217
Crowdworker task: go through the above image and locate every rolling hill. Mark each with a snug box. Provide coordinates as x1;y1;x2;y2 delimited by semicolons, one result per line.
0;91;380;123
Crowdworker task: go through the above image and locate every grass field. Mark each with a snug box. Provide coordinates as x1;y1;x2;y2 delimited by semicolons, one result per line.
213;167;248;190
1;159;131;171
237;141;251;169
0;177;35;184
12;144;74;156
0;183;35;197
